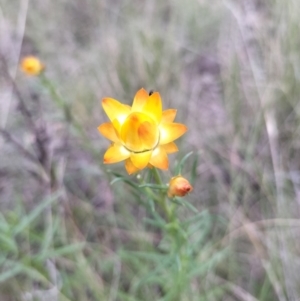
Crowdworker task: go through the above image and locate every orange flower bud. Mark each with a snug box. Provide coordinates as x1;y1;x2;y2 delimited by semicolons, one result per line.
20;56;45;76
167;176;193;198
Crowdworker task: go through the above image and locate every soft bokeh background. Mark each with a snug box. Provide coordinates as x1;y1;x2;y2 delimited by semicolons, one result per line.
1;0;300;300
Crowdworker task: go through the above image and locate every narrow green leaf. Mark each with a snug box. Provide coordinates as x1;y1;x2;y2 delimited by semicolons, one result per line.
171;197;198;213
0;265;22;283
37;242;85;261
0;232;18;253
0;213;10;232
139;184;168;190
40;215;60;257
110;176;139;189
13;191;61;235
120;250;167;262
3;260;48;283
190;153;199;185
189;247;229;278
143;217;165;228
175;151;193;175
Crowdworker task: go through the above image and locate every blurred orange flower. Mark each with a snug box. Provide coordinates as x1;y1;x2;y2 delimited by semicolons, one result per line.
20;56;44;76
167;176;193;197
98;88;187;174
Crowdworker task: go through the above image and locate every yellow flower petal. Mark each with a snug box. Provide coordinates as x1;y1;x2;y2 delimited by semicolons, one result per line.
125;158;139;175
162;142;178;154
112;119;121;136
97;123;119;142
120;113;142;152
159;123;187;145
162;109;177;123
138;121;158;150
132;88;149;112
103;144;130;164
120;112;159;152
130;151;152;169
142;92;162;124
102;98;131;124
149;147;169;170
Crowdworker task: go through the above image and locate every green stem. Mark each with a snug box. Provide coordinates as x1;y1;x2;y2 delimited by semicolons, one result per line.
152;167;163;185
152;168;172;221
152;169;186;299
40;73;65;109
39;74;101;161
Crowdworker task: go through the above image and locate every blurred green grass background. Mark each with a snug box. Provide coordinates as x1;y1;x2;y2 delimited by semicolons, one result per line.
1;0;300;300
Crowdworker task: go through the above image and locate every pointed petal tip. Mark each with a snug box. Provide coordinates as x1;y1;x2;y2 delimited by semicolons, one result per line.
160;164;169;170
101;97;131;123
98;123;119;142
149;147;169;170
162;142;179;154
142;91;162;123
101;97;119;109
103;144;130;164
125;158;140;175
101;97;110;105
132;88;149;112
137;87;148;93
130;151;152;170
149;91;160;98
159;123;188;144
162;109;177;123
178;123;188;132
103;157;112;164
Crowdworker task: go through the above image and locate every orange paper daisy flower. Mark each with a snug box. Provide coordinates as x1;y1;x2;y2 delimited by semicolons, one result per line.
20;56;44;76
98;88;187;174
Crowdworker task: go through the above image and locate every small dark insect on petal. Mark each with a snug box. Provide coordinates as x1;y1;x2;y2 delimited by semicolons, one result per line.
148;90;154;96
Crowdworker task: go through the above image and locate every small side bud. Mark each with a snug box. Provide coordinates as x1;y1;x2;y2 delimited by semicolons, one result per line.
20;56;45;76
167;176;193;198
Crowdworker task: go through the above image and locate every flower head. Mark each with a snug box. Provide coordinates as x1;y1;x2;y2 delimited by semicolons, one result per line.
98;88;187;174
167;176;193;198
20;56;44;76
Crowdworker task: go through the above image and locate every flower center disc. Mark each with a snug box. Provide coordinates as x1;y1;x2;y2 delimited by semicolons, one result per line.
120;112;159;153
